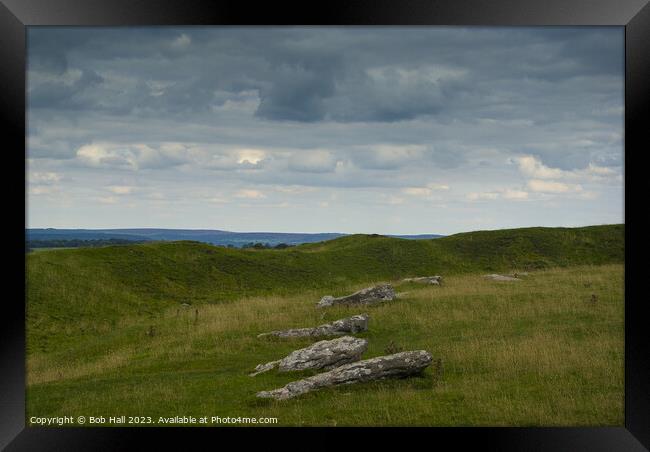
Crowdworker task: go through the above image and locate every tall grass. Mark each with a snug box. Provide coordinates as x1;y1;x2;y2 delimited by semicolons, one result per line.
27;264;623;426
25;225;623;355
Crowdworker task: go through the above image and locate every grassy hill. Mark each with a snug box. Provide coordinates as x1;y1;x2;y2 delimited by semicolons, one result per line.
25;224;624;426
26;224;623;355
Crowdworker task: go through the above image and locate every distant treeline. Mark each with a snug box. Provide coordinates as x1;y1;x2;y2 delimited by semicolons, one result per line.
240;242;294;249
26;238;147;251
25;238;296;252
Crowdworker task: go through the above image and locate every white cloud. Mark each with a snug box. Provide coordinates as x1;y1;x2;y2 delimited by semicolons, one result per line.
207;196;228;204
235;189;266;199
351;145;427;170
107;185;134;195
97;196;118;204
516;155;567;179
426;183;450;191
186;146;268;171
171;33;191;49
502;189;529;200
135;144;188;169
400;182;449;198
577;191;598;200
466;188;528;201
273;185;316;194
30;172;62;185
146;192;165;200
76;142;188;170
381;195;405;205
527;179;583;193
288;150;337;173
401;182;449;198
29;186;59;195
76;143;137;169
366;65;466;85
236;149;266;165
466;192;499;201
402;187;432;197
516;155;620;183
585;163;621;180
193;151;238;170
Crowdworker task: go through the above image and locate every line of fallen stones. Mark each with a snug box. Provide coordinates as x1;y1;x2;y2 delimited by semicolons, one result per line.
250;273;523;400
250;279;440;400
483;272;527;281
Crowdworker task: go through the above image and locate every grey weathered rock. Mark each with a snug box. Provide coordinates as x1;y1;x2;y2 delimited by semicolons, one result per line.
484;274;521;281
250;336;368;376
257;314;369;339
249;360;279;376
317;284;396;307
403;275;442;285
257;350;433;400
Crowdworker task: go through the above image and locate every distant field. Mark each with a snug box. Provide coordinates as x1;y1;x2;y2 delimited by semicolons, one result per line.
26;264;624;426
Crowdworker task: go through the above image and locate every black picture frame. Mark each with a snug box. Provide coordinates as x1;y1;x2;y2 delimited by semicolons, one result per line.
2;0;648;449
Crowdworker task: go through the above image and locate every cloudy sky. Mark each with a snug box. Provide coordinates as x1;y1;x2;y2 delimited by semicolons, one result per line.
26;27;624;235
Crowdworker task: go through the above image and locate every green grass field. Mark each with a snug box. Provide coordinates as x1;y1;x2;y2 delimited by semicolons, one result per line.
25;225;624;426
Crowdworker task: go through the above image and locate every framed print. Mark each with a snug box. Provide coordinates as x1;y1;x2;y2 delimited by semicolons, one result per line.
2;0;649;449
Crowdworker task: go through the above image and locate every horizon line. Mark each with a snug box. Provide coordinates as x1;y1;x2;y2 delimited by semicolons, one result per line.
25;222;623;236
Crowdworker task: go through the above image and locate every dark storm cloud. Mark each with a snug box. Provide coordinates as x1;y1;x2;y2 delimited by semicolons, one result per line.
28;69;104;109
255;65;335;122
28;27;623;123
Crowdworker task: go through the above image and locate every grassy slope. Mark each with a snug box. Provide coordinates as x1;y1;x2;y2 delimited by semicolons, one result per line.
26;224;623;354
27;265;624;426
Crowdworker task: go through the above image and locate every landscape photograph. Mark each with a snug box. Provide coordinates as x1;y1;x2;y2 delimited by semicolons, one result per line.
26;26;624;426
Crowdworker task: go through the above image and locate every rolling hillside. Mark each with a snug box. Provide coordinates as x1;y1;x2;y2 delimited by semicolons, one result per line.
26;228;443;248
26;224;623;354
25;224;625;426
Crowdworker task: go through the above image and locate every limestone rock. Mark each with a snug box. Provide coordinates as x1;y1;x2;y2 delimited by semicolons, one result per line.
317;284;396;307
257;314;369;338
484;274;521;281
250;336;368;376
249;360;279;376
257;350;433;400
402;275;442;285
